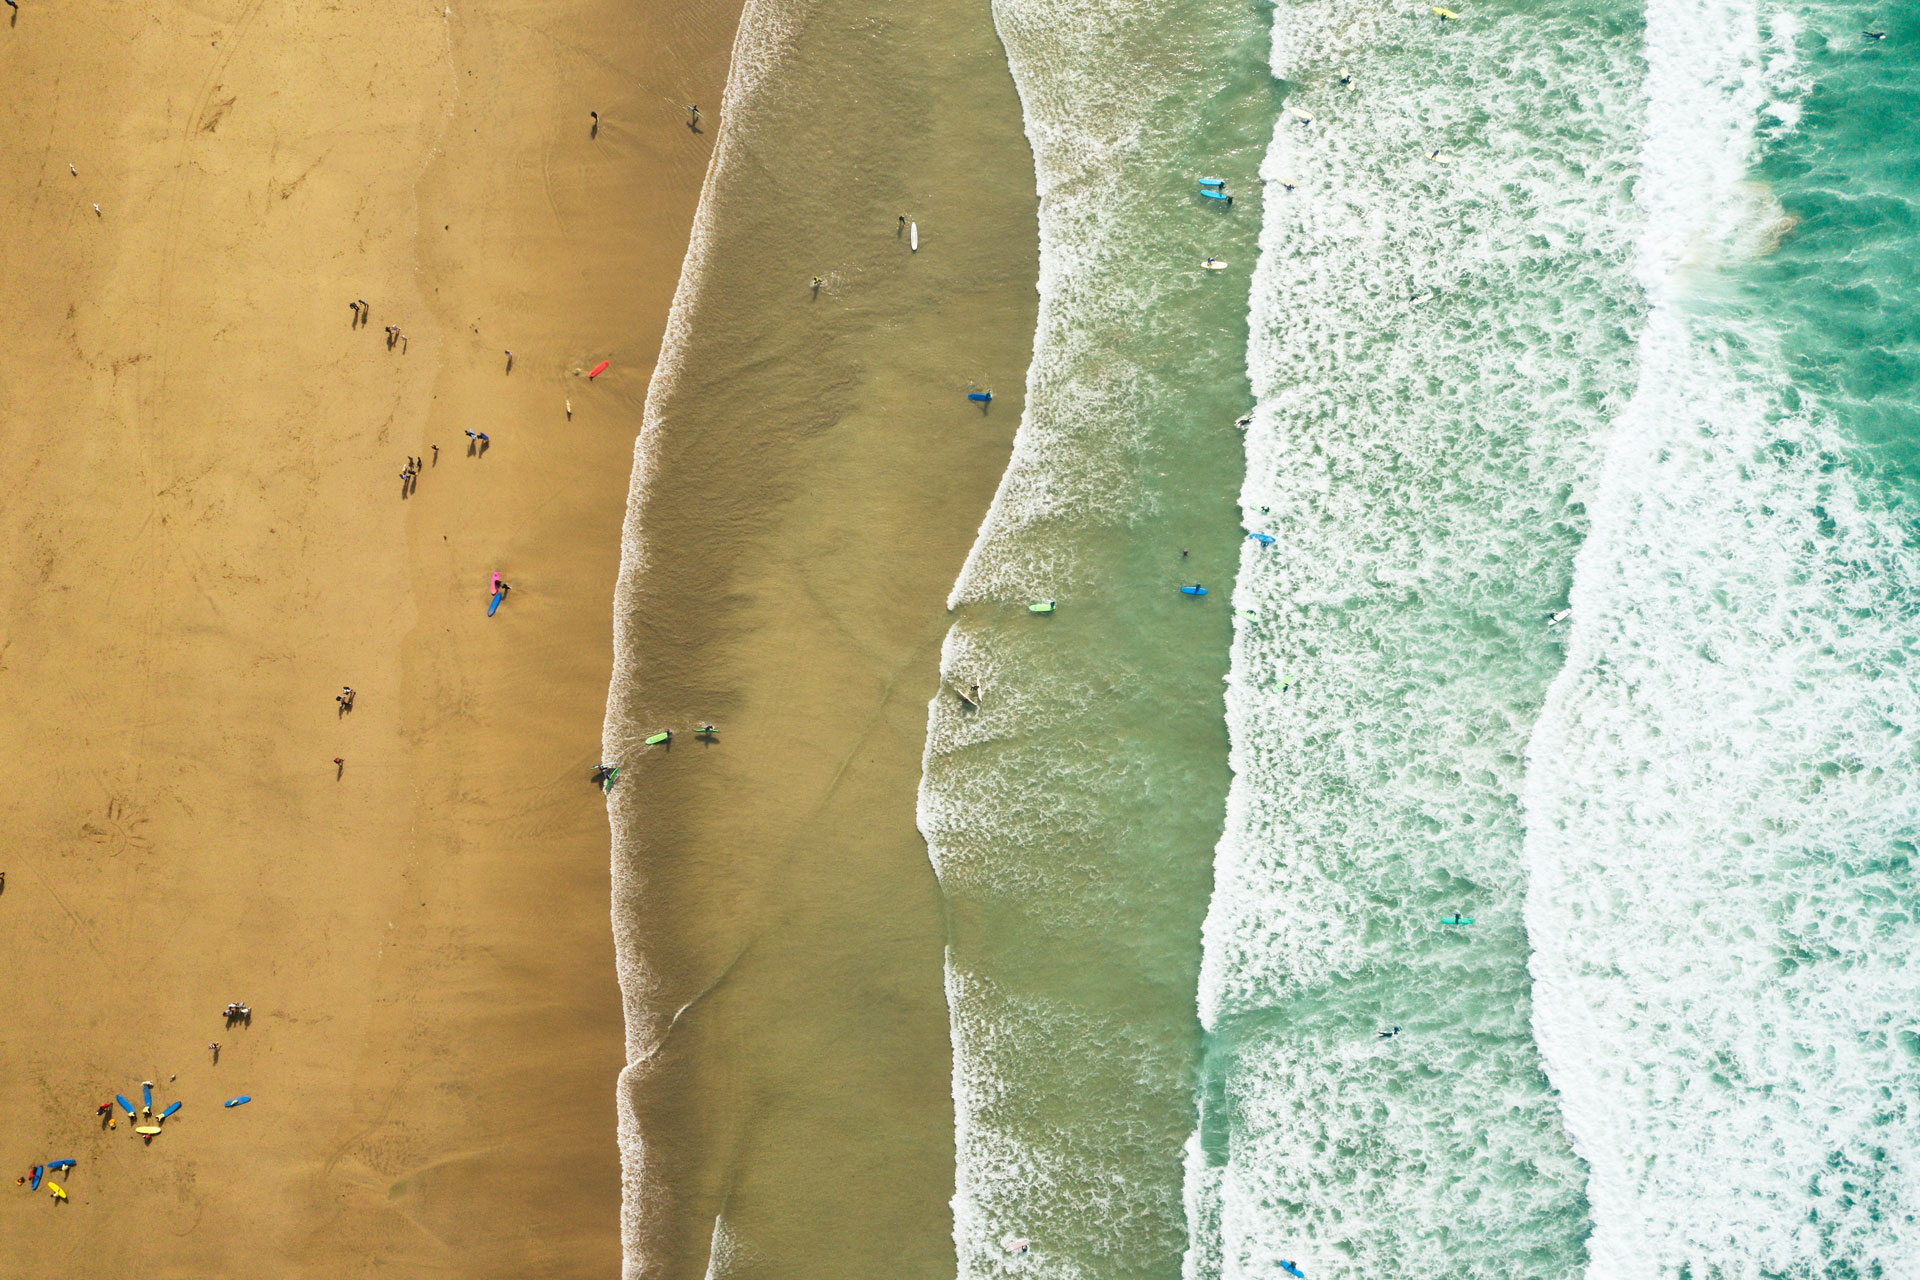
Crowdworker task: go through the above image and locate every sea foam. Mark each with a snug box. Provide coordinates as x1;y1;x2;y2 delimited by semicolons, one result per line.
1523;2;1920;1274
1189;0;1645;1274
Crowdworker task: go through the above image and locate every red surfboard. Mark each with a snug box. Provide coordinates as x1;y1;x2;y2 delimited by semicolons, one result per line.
587;360;610;380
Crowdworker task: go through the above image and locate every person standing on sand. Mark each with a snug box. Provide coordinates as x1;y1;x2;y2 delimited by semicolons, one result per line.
505;350;513;373
208;1042;220;1062
430;444;438;464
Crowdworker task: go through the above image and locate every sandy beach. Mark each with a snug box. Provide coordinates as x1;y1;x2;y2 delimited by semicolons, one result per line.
0;0;737;1273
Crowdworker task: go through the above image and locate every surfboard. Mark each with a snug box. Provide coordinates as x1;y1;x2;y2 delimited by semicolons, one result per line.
224;1096;250;1108
159;1102;181;1122
115;1095;135;1118
1288;105;1315;123
587;360;610;380
29;1165;42;1190
1180;585;1208;596
1274;175;1298;190
142;1082;153;1113
1249;533;1275;545
134;1125;162;1136
1280;1262;1305;1279
1431;6;1458;17
1202;259;1228;270
1198;177;1226;187
47;1160;75;1171
48;1183;66;1201
968;392;992;402
1028;601;1056;614
910;222;918;251
488;591;503;617
1201;189;1230;201
645;731;672;745
1441;915;1474;925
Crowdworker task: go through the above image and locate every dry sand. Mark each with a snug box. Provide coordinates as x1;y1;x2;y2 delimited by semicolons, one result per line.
0;0;737;1273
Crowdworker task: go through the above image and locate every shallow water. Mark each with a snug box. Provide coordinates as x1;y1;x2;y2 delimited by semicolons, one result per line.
616;0;1920;1273
917;0;1272;1274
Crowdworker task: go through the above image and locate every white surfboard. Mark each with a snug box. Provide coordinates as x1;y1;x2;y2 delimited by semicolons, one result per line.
1274;174;1298;190
910;222;918;252
1202;258;1228;270
1287;105;1315;124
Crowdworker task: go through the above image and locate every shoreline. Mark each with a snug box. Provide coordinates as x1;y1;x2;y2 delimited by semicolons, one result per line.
600;0;1041;1272
0;1;738;1272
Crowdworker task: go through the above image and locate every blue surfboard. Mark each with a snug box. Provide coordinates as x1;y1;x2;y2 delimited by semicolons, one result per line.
47;1159;75;1171
1248;533;1275;545
29;1165;43;1190
488;591;503;617
1280;1263;1305;1279
224;1096;251;1108
142;1082;153;1113
1179;584;1208;596
1199;177;1226;187
1201;189;1230;200
968;392;992;403
115;1095;135;1119
159;1102;182;1122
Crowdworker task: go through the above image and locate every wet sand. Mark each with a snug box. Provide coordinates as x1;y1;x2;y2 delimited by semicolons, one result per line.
0;0;736;1272
604;1;1039;1275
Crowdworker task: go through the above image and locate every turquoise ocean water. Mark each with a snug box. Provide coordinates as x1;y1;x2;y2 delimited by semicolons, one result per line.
618;0;1920;1274
914;0;1920;1277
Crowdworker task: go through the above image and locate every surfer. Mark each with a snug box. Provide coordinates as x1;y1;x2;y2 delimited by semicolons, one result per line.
686;104;700;128
1377;1025;1401;1039
696;723;718;736
811;276;822;293
337;686;355;712
430;444;438;464
1863;29;1885;40
1205;256;1217;267
590;110;600;137
591;764;616;783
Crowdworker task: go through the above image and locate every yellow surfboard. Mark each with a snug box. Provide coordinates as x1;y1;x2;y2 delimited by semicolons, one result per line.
48;1182;67;1200
1432;6;1459;17
134;1124;162;1136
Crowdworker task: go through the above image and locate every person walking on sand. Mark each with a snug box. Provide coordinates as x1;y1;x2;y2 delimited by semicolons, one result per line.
337;686;355;711
476;431;489;448
430;443;438;464
686;104;700;128
590;110;600;137
209;1042;220;1062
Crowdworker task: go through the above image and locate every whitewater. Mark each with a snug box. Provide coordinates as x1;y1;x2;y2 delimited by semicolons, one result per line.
920;0;1920;1274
